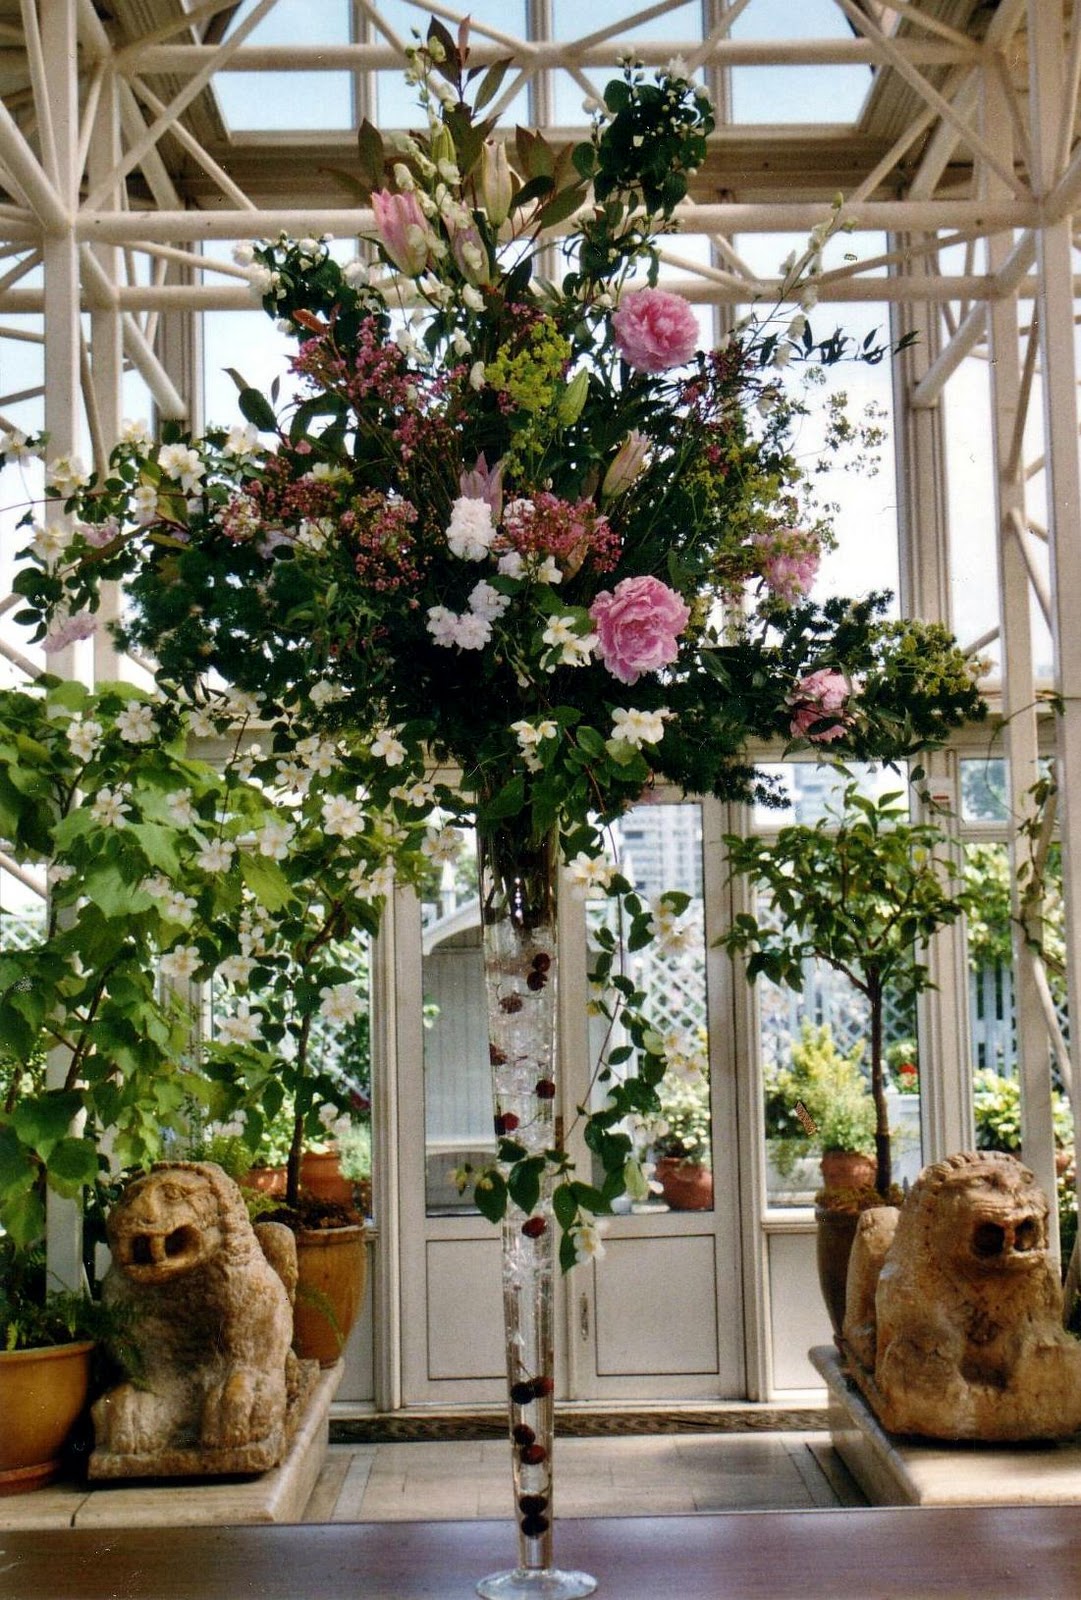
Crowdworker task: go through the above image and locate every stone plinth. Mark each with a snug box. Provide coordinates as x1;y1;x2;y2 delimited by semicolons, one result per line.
812;1345;1081;1507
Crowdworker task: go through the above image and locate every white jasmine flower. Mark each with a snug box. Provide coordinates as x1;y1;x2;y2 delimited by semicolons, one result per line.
186;707;217;738
296;516;333;552
162;890;197;925
120;418;153;448
216;1003;263;1045
446;496;496;561
319;982;363;1024
30;520;71;565
225;690;260;721
567;853;614;893
421;825;464;865
90;785;131;828
535;556;562;585
570;1219;607;1264
133;483;159;522
322;793;366;838
231;242;256;265
0;426;34;460
165;788;197;827
348;861;395;900
309;679;344;708
140;873;172;899
342;259;369;287
157;443;205;492
371;729;407;767
66;717;103;762
159;944;201;981
223;423;263;459
45;455;89;497
294;734;340;776
217;953;255;986
610;707;670;748
256;815;295;859
47;862;76;885
195;838;235;873
542;616;596;668
114;702;157;744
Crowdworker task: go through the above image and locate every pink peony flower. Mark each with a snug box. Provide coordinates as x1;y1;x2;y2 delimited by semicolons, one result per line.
612;288;699;374
371;189;432;277
788;668;852;743
590;575;690;685
753;528;820;605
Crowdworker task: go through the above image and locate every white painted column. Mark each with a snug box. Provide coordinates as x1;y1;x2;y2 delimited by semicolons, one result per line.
892;255;973;1158
42;0;85;1292
984;62;1060;1240
1029;1;1081;1200
87;52;123;683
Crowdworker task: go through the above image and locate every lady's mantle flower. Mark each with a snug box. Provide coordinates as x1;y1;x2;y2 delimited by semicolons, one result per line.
217;1003;263;1045
319;982;363;1024
788;668;852;743
446;496;496;561
610;706;670;749
612;287;698;373
159;945;201;981
590;576;690;685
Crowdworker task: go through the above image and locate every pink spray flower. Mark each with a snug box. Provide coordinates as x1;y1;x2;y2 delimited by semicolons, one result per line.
612;288;699;374
371;189;433;278
459;453;504;521
44;610;97;653
590;575;691;685
753;528;820;606
788;668;852;743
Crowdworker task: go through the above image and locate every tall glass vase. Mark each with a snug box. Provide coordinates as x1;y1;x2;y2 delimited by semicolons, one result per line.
475;824;596;1600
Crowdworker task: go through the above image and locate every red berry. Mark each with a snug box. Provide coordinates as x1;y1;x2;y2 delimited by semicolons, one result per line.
535;1079;556;1100
518;1493;548;1514
495;1111;520;1135
531;1375;555;1398
510;1382;535;1406
512;1424;536;1447
520;1443;547;1465
522;1216;547;1239
531;953;551;973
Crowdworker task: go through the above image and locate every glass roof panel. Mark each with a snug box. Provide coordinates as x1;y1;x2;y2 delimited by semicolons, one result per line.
730;0;873;125
216;0;354;130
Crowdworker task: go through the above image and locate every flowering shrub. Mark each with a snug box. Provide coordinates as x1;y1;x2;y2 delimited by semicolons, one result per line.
3;21;984;1255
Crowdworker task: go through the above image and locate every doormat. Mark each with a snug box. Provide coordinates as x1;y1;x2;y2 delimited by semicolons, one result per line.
331;1405;827;1444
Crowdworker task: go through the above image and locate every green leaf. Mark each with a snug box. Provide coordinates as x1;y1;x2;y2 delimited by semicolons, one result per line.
507;1156;544;1216
46;1136;99;1193
473;57;513;112
239;852;295;912
553;1182;578;1230
12;1091;82;1155
237;387;278;432
473;1169;508;1224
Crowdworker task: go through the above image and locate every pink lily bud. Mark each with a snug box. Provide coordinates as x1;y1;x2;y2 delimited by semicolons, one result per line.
450;222;491;287
479;139;514;226
601;430;650;497
371;189;432;277
459;453;504;521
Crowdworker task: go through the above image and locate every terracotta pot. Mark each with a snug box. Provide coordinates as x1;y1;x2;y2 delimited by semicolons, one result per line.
655;1156;713;1212
819;1150;876;1192
0;1340;93;1495
299;1148;354;1206
245;1164;287;1197
814;1204;863;1344
293;1224;367;1367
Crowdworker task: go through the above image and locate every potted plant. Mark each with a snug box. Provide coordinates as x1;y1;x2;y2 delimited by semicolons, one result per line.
0;1238;121;1494
720;781;972;1333
653;1074;713;1210
765;1022;875;1196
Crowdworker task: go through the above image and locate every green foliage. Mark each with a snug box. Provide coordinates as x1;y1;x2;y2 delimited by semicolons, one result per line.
0;1238;127;1353
337;1120;372;1182
972;1067;1074;1156
654;1074;711;1168
765;1023;874;1173
722;781;972;1196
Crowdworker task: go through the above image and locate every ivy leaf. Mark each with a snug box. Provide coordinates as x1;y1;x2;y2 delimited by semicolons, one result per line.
507;1156;544;1216
473;1169;508;1224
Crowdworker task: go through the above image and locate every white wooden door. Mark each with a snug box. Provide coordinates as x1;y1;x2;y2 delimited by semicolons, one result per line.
396;797;745;1405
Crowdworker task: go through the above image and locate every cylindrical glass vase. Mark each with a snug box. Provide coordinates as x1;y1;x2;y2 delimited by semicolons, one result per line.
475;824;596;1600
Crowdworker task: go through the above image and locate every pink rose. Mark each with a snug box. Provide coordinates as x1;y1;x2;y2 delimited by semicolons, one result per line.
590;575;691;685
612;288;699;373
788;668;851;743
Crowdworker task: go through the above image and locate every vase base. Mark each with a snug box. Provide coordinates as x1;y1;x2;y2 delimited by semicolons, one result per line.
476;1566;597;1598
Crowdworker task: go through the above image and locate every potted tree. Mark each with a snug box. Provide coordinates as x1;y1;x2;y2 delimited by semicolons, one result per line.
720;780;972;1333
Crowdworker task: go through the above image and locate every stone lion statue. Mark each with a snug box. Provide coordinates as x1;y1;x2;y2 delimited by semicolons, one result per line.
843;1150;1081;1440
90;1161;307;1477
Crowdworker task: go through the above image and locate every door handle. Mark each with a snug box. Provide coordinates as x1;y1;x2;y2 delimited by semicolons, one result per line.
579;1293;590;1340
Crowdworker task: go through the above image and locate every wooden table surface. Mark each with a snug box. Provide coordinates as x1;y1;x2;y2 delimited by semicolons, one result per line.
1;1507;1079;1600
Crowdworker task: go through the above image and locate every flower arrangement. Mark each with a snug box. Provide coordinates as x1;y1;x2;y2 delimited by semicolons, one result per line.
3;20;984;1258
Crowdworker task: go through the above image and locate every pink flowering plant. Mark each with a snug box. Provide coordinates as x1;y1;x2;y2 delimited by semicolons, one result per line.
6;22;983;1253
